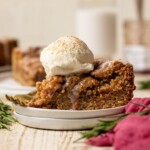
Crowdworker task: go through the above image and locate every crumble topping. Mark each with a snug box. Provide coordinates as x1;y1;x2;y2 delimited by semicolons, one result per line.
28;59;135;110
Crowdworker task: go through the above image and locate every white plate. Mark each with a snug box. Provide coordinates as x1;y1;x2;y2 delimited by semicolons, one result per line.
0;72;35;96
13;104;125;119
14;111;120;130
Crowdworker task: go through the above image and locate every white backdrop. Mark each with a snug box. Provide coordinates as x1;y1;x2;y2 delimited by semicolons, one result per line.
0;0;149;52
0;0;78;48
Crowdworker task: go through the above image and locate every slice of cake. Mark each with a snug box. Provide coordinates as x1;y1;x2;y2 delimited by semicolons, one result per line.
8;36;135;110
0;38;18;66
12;47;46;86
3;38;18;65
0;41;5;66
26;36;135;110
28;59;135;110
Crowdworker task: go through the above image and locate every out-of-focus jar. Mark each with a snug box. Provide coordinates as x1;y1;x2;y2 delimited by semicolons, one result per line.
76;0;117;59
124;20;150;72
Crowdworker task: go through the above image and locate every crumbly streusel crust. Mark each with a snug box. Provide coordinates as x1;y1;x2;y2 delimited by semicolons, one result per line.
28;59;135;110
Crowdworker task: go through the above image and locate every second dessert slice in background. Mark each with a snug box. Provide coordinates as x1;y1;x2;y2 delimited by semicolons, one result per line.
12;47;46;86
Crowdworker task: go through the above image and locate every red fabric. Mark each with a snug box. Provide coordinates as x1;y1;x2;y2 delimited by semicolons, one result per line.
85;98;150;150
85;131;114;146
125;98;150;113
114;115;150;150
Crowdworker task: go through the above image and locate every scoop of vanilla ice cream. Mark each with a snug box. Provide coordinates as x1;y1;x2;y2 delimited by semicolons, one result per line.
40;36;94;76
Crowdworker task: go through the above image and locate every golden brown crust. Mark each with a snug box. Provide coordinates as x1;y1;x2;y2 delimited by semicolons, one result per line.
28;59;135;110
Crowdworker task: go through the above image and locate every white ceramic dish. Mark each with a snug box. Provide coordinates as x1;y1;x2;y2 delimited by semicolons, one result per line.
13;104;125;119
14;111;121;130
0;72;35;96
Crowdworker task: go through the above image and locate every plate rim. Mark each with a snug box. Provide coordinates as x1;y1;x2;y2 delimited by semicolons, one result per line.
14;111;121;121
13;111;104;130
13;103;125;113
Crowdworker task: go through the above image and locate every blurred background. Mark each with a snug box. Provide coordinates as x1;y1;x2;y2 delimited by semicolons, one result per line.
0;0;150;73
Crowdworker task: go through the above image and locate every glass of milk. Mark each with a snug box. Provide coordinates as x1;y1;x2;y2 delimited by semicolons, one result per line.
76;7;117;59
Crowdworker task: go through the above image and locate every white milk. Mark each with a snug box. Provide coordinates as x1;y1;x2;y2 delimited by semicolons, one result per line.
76;8;116;59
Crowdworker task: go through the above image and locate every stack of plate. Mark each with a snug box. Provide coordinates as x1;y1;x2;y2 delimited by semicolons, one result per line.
0;72;125;130
13;104;125;130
